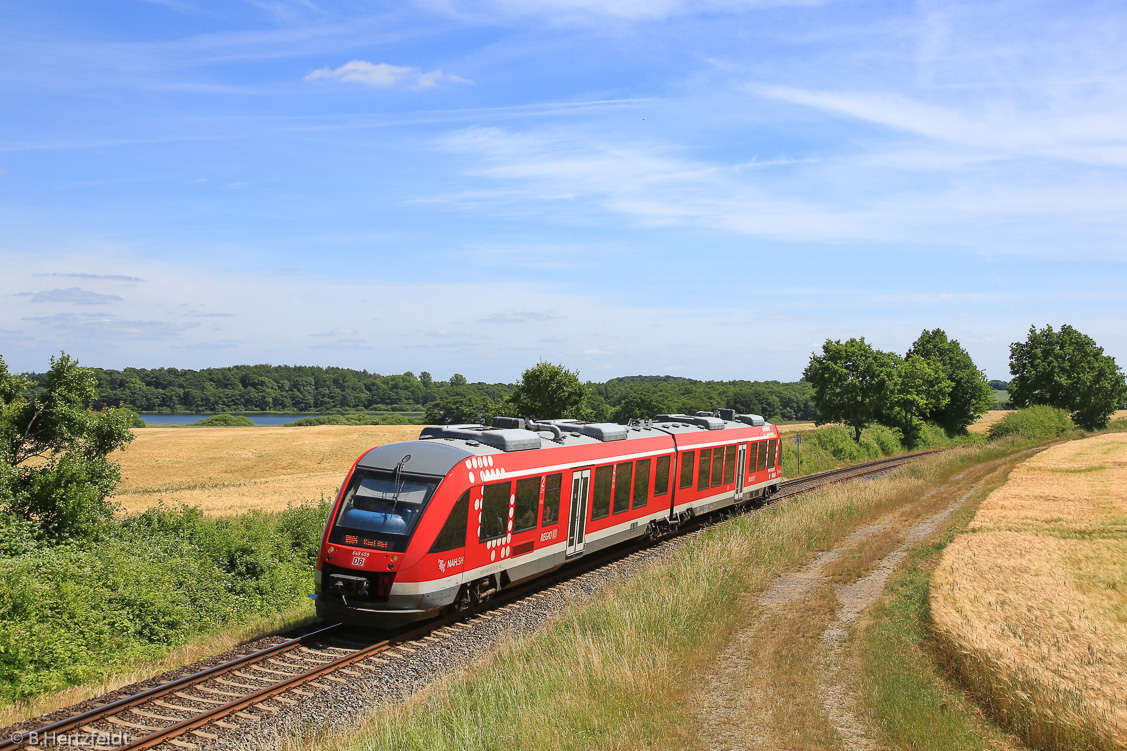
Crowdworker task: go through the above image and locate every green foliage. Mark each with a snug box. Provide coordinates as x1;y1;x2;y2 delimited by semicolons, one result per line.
987;405;1074;441
1009;324;1127;430
121;408;146;428
0;512;39;557
804;338;897;442
1;353;135;540
612;390;669;422
0;501;328;701
884;354;952;447
507;362;591;420
908;329;994;434
424;395;497;425
60;362;820;425
191;413;255;427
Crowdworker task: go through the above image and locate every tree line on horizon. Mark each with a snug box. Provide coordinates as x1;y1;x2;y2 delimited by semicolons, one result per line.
33;363;820;426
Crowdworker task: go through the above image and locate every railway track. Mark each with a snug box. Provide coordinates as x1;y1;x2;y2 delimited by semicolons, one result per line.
2;450;937;751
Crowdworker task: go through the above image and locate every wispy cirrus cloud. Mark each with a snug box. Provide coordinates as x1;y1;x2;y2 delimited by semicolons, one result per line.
305;60;471;89
22;313;199;340
753;84;1127;167
36;272;144;282
480;310;564;324
15;288;123;305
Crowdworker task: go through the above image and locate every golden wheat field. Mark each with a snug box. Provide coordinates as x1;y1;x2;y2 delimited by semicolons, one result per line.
930;433;1127;750
110;425;423;515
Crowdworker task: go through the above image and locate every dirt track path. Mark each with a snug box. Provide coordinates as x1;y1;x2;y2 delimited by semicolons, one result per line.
696;483;979;751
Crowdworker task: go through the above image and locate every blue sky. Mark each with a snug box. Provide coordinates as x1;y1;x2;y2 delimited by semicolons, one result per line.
2;0;1125;383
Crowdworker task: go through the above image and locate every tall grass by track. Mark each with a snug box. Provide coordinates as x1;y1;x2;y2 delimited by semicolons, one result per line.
780;421;971;479
298;445;1010;751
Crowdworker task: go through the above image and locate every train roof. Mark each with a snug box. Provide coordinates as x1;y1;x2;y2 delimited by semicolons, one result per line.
356;413;776;478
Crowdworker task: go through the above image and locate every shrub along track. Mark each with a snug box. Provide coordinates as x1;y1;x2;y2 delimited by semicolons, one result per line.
0;451;935;751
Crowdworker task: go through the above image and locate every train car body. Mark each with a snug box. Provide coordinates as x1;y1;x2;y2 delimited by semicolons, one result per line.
311;411;782;627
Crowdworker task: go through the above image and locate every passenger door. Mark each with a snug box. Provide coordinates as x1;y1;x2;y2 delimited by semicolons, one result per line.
566;469;590;557
735;443;747;501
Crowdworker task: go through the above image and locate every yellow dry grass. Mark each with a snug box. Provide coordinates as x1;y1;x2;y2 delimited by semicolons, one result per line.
930;433;1127;750
110;425;422;515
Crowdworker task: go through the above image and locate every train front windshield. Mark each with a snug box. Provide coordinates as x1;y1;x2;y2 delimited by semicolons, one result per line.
329;471;439;551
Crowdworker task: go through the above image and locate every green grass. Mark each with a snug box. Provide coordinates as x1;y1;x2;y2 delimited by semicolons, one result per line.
858;488;1022;750
0;501;328;702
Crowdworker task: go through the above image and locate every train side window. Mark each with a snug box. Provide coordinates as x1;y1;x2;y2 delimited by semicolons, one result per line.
633;458;651;509
592;465;613;520
613;461;633;514
748;442;759;475
430;490;470;553
513;477;539;534
479;481;510;542
723;445;737;484
757;440;768;471
654;455;671;496
711;446;724;487
679;451;695;489
767;439;777;468
541;473;562;527
697;448;712;490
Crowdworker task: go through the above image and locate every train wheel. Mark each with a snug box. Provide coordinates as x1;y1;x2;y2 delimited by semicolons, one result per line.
450;585;472;613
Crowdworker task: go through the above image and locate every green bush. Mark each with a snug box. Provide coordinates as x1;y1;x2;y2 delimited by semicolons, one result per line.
806;425;867;462
191;413;255;427
0;501;328;701
987;405;1074;441
865;424;904;456
0;512;39;557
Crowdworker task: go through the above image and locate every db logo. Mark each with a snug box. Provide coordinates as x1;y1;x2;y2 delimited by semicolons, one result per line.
351;556;365;567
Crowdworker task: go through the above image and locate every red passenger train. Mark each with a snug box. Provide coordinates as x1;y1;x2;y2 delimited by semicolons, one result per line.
311;410;782;627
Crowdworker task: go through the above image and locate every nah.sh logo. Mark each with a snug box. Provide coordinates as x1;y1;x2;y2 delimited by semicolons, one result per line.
438;558;446;573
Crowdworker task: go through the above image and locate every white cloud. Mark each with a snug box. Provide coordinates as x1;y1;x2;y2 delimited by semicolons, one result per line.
304;60;471;90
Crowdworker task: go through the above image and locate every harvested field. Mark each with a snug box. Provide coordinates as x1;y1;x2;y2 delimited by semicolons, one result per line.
930;433;1127;750
110;425;422;515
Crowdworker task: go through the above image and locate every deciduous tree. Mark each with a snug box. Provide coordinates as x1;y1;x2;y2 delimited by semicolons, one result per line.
508;361;590;420
886;354;952;445
803;338;896;442
1;353;135;539
1009;324;1127;430
907;328;993;434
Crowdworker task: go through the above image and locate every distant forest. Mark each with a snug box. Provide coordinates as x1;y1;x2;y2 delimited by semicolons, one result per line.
58;365;821;423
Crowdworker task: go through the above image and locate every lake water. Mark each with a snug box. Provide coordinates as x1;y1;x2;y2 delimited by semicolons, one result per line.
141;414;333;426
